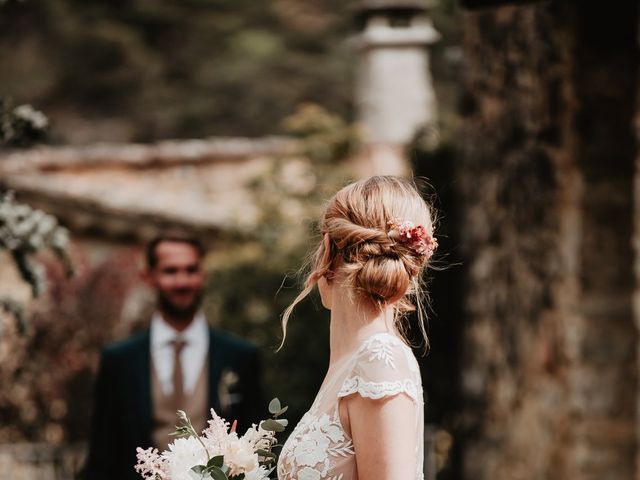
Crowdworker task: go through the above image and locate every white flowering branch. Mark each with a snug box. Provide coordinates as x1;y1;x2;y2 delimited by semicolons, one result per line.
1;99;49;148
0;190;72;332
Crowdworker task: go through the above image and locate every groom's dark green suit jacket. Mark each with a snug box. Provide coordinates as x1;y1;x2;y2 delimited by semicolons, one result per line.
83;328;262;480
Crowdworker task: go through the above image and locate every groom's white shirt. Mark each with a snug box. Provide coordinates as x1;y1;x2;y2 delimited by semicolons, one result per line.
150;311;209;396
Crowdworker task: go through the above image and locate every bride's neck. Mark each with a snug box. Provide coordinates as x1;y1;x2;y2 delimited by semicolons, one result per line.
328;283;396;364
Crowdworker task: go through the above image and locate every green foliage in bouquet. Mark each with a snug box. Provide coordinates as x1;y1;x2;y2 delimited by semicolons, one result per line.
261;398;289;433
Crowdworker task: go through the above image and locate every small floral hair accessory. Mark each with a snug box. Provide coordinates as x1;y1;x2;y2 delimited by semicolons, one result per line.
387;219;438;259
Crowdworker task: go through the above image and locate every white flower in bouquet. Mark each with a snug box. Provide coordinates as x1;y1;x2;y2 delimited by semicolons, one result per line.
243;466;270;480
164;437;209;480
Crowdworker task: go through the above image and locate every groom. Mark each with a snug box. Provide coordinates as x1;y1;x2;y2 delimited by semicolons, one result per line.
84;232;262;480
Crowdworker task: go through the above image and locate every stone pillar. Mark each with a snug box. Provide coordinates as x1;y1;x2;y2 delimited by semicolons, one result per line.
458;2;638;479
568;5;638;479
353;0;439;177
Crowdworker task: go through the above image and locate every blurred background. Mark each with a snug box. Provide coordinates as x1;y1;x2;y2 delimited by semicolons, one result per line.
0;0;638;479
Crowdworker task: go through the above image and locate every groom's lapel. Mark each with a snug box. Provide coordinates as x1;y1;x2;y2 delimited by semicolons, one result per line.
133;332;152;442
208;329;224;415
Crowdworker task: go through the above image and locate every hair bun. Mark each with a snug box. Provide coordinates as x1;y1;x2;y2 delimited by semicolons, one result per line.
331;219;422;305
350;254;411;305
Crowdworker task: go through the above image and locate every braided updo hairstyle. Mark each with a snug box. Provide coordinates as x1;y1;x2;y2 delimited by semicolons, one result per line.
281;175;437;346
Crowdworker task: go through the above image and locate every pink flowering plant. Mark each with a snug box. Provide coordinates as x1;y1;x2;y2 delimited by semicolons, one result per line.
387;220;438;260
135;398;288;480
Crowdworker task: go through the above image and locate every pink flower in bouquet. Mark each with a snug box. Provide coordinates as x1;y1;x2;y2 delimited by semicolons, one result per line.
223;435;259;476
135;447;168;479
201;409;231;452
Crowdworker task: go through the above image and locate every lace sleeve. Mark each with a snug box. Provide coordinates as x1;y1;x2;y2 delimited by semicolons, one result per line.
338;334;422;403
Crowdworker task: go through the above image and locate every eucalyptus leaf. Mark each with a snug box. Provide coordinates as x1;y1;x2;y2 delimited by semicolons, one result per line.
207;456;224;468
191;465;206;475
208;466;229;480
277;406;289;416
278;418;289;427
268;398;281;415
261;419;285;433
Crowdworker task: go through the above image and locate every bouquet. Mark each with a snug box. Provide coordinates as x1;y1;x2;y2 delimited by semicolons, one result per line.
135;398;289;480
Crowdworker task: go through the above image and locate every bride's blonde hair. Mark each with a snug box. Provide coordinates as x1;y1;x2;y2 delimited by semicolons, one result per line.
281;175;437;347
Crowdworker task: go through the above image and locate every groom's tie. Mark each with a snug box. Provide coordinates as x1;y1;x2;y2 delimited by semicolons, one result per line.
171;337;186;408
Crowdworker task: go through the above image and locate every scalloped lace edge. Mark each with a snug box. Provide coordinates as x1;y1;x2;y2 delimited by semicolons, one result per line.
338;377;419;402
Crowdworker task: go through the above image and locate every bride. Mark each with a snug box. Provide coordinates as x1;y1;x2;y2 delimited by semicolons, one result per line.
277;176;438;480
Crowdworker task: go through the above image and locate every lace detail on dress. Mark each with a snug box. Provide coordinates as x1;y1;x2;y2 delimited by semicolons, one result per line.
277;394;354;480
363;336;397;368
277;333;424;480
338;377;419;401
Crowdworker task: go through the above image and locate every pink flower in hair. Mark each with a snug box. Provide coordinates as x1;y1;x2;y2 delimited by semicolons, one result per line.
388;220;438;259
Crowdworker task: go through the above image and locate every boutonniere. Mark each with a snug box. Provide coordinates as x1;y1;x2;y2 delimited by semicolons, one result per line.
218;369;240;412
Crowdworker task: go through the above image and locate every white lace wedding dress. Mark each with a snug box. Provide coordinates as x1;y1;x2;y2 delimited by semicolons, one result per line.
277;333;424;480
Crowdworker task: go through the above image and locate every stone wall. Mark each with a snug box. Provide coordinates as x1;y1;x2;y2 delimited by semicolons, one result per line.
458;2;638;479
0;138;300;242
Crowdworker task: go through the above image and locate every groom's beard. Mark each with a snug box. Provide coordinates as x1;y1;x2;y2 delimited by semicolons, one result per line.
157;290;203;323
